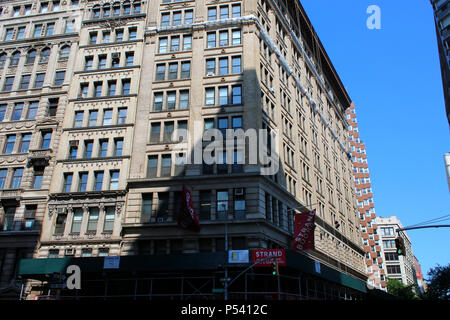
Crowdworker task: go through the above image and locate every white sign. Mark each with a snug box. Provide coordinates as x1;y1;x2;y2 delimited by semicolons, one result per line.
103;256;120;269
228;250;249;264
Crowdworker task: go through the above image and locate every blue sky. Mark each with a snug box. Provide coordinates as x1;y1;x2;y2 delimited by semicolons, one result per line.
300;0;450;276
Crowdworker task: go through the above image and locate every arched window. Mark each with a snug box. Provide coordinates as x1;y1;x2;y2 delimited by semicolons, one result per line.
0;53;6;67
59;45;70;60
102;4;111;17
10;51;21;66
26;49;37;64
40;47;51;63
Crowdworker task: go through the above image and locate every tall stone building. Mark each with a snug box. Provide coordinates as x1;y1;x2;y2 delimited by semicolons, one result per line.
430;0;450;125
13;0;367;300
0;0;81;298
345;103;386;291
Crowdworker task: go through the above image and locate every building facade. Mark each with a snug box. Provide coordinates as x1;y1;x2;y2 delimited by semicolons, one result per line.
345;103;386;291
0;0;81;298
430;0;450;125
375;216;415;287
8;0;368;300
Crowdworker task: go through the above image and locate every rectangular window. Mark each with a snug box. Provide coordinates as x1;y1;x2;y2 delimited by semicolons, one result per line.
153;92;163;111
168;63;178;79
128;27;137;40
78;172;88;192
232;29;241;45
54;214;66;235
163;121;174;142
183;35;192;50
109;170;119;190
219;31;229;47
141;193;153;222
220;6;229;19
63;173;73;192
10;168;23;189
118;107;127;124
20;133;32;153
99;139;108;157
87;208;99;233
161;154;172;177
206;59;216;75
0;105;5;122
74;111;84;128
232;56;242;73
54;71;65;86
170;36;180;51
3;77;14;91
159;37;168;53
4;135;16;154
122;79;131;95
99;55;107;69
219;87;228;105
103;109;113;126
17;27;26;40
232;4;241;18
219;57;228;75
34;73;45;88
107;80;117;96
232;85;242;104
71;209;83;233
103;207;115;232
34;24;43;37
184;10;193;24
41;131;52;149
147;155;158;177
156;64;166;81
150;123;161;143
46;23;55;36
94;171;104;191
84;140;93;158
69;143;78;159
173;11;182;25
114;138;123;156
126;52;134;66
208;7;217;21
26;102;39;120
205;88;215;106
0;169;7;189
207;32;216;48
89;32;98;44
115;29;124;42
89;110;98;126
12;103;24;121
94;82;103;97
179;90;189;109
161;13;170;27
217;190;228;216
166;91;176;110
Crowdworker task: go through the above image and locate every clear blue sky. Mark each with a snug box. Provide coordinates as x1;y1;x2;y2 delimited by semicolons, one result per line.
300;0;450;277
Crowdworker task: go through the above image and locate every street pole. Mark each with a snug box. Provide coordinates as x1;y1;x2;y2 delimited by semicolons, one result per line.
224;214;229;301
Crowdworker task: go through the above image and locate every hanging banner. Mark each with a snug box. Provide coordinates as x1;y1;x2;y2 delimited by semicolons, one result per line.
293;210;316;252
177;185;201;232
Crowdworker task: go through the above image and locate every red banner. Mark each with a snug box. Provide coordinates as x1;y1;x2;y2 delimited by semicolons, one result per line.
252;249;286;266
293;210;316;252
177;185;201;232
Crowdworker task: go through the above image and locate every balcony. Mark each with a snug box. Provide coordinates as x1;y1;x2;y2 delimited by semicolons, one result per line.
27;148;52;167
0;189;22;202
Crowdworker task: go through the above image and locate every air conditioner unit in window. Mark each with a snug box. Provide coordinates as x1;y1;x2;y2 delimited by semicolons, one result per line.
111;53;120;60
64;248;75;256
234;188;244;196
206;72;215;77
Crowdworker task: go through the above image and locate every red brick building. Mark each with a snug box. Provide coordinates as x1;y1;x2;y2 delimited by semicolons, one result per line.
346;103;386;291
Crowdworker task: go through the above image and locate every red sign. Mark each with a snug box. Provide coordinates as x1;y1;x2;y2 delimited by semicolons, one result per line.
177;185;201;232
293;210;316;252
252;249;286;266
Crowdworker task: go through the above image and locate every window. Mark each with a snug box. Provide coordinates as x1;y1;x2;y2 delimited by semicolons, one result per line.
219;31;229;46
3;77;14;91
232;56;242;73
63;173;73;192
153;93;163;111
118;108;127;124
128;27;137;40
10;51;20;66
0;169;7;189
0;105;6;122
46;23;55;36
87;208;99;233
387;265;401;274
170;36;180;51
232;85;242;104
207;32;216;48
41;131;52;149
84;56;94;70
34;25;43;38
114;138;123;156
183;35;192;50
184;10;193;24
168;63;178;79
54;71;65;86
48;98;58;117
54;214;66;235
219;57;228;75
94;82;103;97
4;135;16;154
217;190;228;216
94;171;104;191
109;170;119;190
205;88;215;106
40;48;51;63
161;154;172;177
219;87;228;105
206;59;215;75
99;55;107;69
232;29;241;45
107;80;117;96
208;7;217;21
99;139;108;157
220;6;229;19
81;249;92;257
80;83;89;98
34;74;44;89
24;205;37;229
89;32;98;44
78;172;88;192
115;29;124;42
89;110;98;126
156;64;166;81
126;52;134;66
179;90;189;109
232;4;241;18
12;103;23;121
166;91;176;110
163;122;174;142
103;109;113;125
122;79;131;95
19;133;32;153
82;140;93;158
32;167;44;189
59;45;70;60
161;13;170;27
71;209;83;233
159;37;168;53
20;75;31;90
65;20;75;33
102;31;110;43
5;29;14;41
0;53;6;67
69;143;78;159
150;123;161;143
103;207;115;232
10;168;23;189
74;111;84;128
173;11;182;25
26;50;37;64
147;155;158;177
